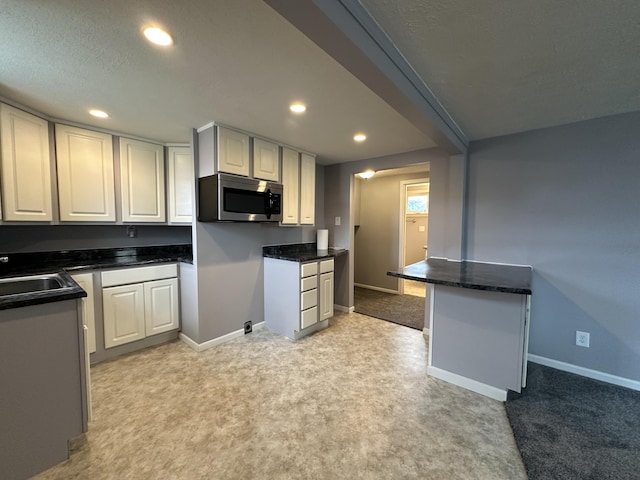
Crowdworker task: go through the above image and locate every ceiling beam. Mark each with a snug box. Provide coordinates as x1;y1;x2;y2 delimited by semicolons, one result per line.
264;0;468;155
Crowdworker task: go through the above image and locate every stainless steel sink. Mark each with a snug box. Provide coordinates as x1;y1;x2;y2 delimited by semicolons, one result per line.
0;274;68;296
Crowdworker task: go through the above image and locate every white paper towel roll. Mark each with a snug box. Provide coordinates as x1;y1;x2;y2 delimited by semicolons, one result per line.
317;229;329;250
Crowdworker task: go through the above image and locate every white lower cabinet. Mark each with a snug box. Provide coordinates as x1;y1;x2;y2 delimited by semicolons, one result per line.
103;283;146;348
70;272;97;354
144;278;179;336
102;264;179;349
264;256;334;340
319;271;334;321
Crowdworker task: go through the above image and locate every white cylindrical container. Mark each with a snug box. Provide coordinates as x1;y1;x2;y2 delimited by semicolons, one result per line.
317;229;329;251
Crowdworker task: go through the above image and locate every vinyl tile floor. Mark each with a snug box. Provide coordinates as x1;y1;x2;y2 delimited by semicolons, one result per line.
35;312;526;480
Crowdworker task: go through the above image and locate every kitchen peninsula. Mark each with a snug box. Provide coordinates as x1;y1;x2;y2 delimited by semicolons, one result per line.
389;258;532;401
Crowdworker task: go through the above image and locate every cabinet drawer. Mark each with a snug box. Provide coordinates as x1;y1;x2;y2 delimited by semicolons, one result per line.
301;306;318;330
300;262;318;278
320;258;334;273
101;264;177;287
301;275;317;292
301;289;317;310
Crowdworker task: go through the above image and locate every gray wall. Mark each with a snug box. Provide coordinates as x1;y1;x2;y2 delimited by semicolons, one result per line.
324;147;451;308
466;111;640;382
354;171;428;292
187;163;325;344
192;222;311;343
0;225;191;253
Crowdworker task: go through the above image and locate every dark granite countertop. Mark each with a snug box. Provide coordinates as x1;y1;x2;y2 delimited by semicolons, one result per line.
0;270;86;311
0;244;192;310
387;258;532;295
263;243;348;262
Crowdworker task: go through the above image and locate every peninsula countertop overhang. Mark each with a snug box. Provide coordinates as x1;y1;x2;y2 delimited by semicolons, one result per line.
388;258;532;295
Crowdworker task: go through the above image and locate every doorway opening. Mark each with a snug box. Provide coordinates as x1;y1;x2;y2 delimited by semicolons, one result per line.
352;164;429;330
398;180;429;296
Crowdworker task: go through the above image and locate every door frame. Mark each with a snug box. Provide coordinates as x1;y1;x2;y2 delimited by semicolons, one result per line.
398;178;429;294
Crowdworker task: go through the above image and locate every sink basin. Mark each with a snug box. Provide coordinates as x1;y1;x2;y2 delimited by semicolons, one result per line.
0;274;67;296
0;271;86;310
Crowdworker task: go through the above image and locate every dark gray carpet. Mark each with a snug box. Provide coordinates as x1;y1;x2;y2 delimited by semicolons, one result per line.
354;286;425;330
506;362;640;480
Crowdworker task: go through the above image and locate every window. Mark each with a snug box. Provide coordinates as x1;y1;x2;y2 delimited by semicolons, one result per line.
407;194;428;214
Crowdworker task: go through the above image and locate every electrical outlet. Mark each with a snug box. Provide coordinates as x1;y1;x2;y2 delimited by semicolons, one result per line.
126;225;137;238
576;331;590;348
244;321;252;334
335;216;341;226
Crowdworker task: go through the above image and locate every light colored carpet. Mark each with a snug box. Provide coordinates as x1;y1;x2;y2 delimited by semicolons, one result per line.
354;287;425;330
35;312;525;480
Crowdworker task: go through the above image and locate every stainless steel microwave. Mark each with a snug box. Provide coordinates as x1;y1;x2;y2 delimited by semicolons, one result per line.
198;173;283;222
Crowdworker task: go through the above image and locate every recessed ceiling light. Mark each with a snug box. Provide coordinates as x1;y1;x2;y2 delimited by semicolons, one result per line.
353;133;367;142
290;103;306;113
89;109;109;119
143;27;173;46
357;170;375;179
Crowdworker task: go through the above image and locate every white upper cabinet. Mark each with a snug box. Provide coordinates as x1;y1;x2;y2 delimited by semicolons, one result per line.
119;138;166;223
167;146;193;224
0;103;52;221
217;126;250;176
281;147;299;225
252;138;280;181
299;153;316;225
55;124;115;222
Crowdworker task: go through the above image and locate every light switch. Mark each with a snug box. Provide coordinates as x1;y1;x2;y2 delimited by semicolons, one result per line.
335;216;341;226
419;226;425;232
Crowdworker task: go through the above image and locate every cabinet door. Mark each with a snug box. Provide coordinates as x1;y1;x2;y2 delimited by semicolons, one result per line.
0;103;52;221
71;273;97;354
301;306;318;330
253;138;280;181
56;124;115;222
120;138;166;222
281;147;299;224
144;278;179;336
299;153;315;225
319;272;334;321
103;283;145;348
217;126;249;176
167;146;193;224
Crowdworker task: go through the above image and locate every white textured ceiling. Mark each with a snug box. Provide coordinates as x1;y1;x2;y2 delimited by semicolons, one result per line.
360;0;640;139
3;1;638;162
0;0;433;164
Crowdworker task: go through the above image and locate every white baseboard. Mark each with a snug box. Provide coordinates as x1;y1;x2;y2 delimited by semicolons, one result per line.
179;321;266;353
427;366;507;402
334;304;355;313
422;328;430;336
354;283;399;295
528;354;640;392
